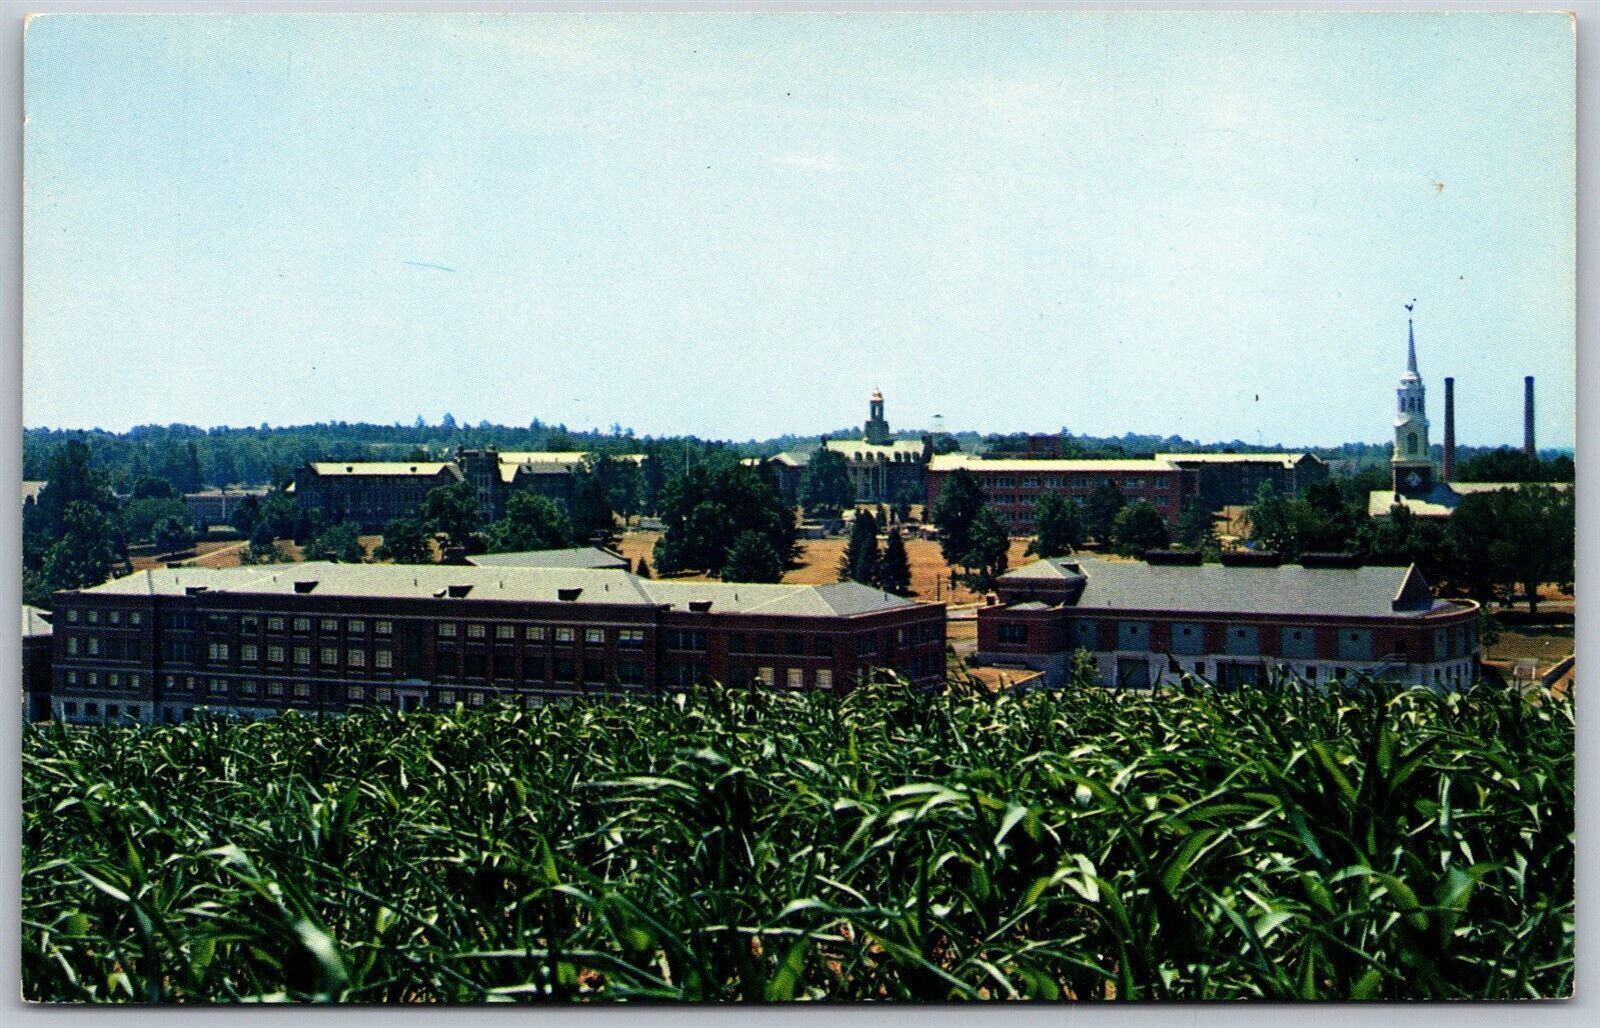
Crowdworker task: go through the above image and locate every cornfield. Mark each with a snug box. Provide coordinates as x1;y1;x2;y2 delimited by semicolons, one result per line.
22;674;1574;1002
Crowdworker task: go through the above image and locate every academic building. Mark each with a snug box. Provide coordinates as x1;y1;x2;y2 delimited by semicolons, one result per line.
975;555;1481;693
924;453;1201;531
291;449;644;531
46;561;946;725
762;392;935;506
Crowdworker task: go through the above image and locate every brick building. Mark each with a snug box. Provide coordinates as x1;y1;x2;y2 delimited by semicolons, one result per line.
769;393;934;506
924;454;1199;532
1153;452;1330;510
22;604;53;723
183;486;272;530
975;555;1480;692
47;562;946;725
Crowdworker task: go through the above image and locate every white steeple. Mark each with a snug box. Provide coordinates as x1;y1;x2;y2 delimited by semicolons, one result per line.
1391;302;1434;495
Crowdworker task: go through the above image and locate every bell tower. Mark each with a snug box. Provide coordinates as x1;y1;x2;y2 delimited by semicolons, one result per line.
1391;303;1434;496
864;389;890;445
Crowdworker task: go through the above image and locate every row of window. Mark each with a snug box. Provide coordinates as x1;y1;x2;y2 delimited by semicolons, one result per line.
996;620;1472;662
62;670;143;690
65;608;142;626
436;623;645;646
65;636;143;660
977;476;1172;491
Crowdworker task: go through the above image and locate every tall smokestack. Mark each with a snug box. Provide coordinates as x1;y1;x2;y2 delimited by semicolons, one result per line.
1524;376;1536;458
1443;377;1456;482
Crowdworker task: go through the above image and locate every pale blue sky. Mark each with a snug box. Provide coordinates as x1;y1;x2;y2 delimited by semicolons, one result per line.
24;12;1575;447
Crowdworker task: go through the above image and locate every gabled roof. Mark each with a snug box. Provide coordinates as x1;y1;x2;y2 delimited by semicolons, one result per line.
1000;556;1457;618
1367;481;1571;518
640;579;917;617
22;605;52;637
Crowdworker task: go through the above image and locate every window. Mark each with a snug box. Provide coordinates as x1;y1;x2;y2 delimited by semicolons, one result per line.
108;672;122;689
129;674;141;689
856;636;877;658
348;619;365;634
785;635;805;656
209;678;227;695
294;682;312;698
130;611;142;626
267;645;286;664
1193;661;1207;679
618;629;645;647
584;657;605;683
241;643;259;662
348;649;366;668
268;616;285;632
1305;666;1318;681
814;636;834;657
998;624;1028;645
321;618;339;632
268;681;286;697
617;660;645;686
495;624;515;640
375;649;393;670
493;649;515;679
438;623;457;638
293;617;311;633
67;671;79;685
526;625;547;642
728;633;747;654
754;634;775;655
436;650;459;675
787;668;804;689
525;653;547;681
67;637;78;655
65;702;78;717
347;686;366;702
88;637;101;656
437;689;456;705
466;623;486;639
240;679;258;696
464;652;487;679
88;610;99;625
207;642;229;661
374;687;392;703
109;610;121;625
665;629;706;651
239;615;257;633
86;702;99;717
469;691;485;707
585;628;605;645
320;647;339;666
375;620;392;635
816;669;833;690
68;609;79;623
555;627;575;644
756;667;776;687
554;657;576;682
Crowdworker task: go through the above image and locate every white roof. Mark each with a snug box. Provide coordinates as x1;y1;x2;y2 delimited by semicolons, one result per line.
930;453;1178;474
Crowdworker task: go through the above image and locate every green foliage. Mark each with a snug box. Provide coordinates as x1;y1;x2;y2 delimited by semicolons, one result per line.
839;511;881;585
1455;447;1572;484
122;498;191;546
152;516;196;555
961;507;1010;593
257;493;302;541
1447;485;1573;613
374;519;434;565
801;449;855;515
483;494;575;555
420;481;480;548
40;502;125;594
229;494;262;535
931;468;985;567
1174;501;1218;556
1081;481;1126;545
569;463;620;544
1111;501;1170;557
130;476;177;501
722;531;785;584
303;522;367;564
653;464;795;576
876;530;913;597
1027;492;1081;559
239;522;288;566
21;678;1573;1001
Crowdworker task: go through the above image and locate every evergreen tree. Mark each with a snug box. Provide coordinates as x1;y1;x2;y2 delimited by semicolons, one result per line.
961;506;1011;593
1082;481;1127;545
1112;500;1172;557
568;464;618;544
374;518;433;564
152;515;195;554
840;510;881;584
1175;501;1219;555
931;467;985;567
240;519;285;565
40;503;122;592
722;530;785;584
876;529;913;596
229;494;262;535
1028;492;1081;558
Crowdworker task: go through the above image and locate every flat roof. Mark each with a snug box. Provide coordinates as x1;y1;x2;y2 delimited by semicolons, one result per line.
1000;556;1458;619
73;562;925;618
1154;452;1317;467
930;453;1179;474
466;547;630;570
1367;481;1571;518
309;462;458;477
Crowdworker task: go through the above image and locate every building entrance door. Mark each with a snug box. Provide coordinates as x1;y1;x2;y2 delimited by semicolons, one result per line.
1116;658;1151;690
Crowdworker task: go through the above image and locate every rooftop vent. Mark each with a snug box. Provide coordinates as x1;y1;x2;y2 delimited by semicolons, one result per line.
293;580;318;594
1219;551;1282;568
688;599;713;613
447;584;473;599
409;465;417;473
558;587;582;602
1145;549;1203;565
185;585;209;595
345;465;353;473
1299;552;1363;569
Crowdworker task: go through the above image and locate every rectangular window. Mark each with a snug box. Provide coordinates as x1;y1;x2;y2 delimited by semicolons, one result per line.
584;657;605;683
321;618;338;633
1305;666;1318;681
268;616;285;632
375;620;392;635
348;649;366;668
786;667;804;689
524;653;547;681
756;666;776;687
88;637;101;656
240;679;258;696
754;634;775;655
109;610;121;626
268;682;286;697
665;629;706;651
209;678;227;695
239;615;257;633
466;623;486;639
68;609;79;623
436;650;459;675
375;649;393;670
320;647;339;666
469;691;485;707
813;636;834;658
437;623;457;638
294;682;312;698
998;624;1028;645
108;672;122;689
207;641;229;661
374;687;392;703
347;686;366;702
67;671;79;685
88;610;99;625
267;645;286;664
555;627;575;644
294;617;311;633
816;668;833;690
554;657;576;682
618;628;645;647
617;660;645;685
496;624;515;640
856;636;877;658
128;674;140;689
67;637;79;655
785;635;805;656
130;611;142;626
464;652;487;679
493;649;515;679
526;625;547;641
585;627;606;645
437;690;456;705
340;619;362;635
241;643;259;662
728;633;747;654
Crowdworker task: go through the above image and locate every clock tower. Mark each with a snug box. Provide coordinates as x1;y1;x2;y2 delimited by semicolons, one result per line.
1391;304;1434;496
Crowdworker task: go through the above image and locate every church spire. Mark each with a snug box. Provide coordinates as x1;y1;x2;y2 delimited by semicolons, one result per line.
1405;300;1418;375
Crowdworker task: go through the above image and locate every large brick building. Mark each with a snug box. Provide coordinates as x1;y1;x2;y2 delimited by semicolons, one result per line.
975;555;1480;692
292;449;644;531
766;393;934;506
924;454;1200;532
46;562;946;725
22;604;53;723
1152;452;1329;509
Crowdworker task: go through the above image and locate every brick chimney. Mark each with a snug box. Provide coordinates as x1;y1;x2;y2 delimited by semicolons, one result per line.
1442;377;1456;482
1523;376;1536;458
